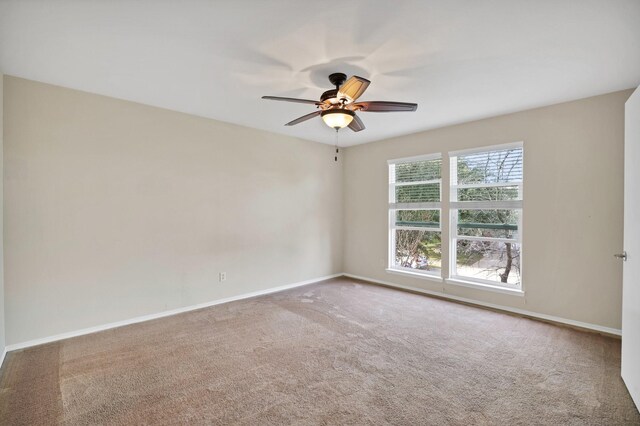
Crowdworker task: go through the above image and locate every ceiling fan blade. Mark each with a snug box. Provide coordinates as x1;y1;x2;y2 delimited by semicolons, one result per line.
354;101;418;112
348;114;365;132
284;110;321;126
262;96;320;105
337;76;371;102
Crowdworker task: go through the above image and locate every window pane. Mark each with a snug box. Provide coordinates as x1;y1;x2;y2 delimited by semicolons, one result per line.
456;147;523;185
395;159;441;183
455;240;521;285
457;209;519;239
395;183;440;203
395;229;441;273
457;185;520;202
396;210;440;228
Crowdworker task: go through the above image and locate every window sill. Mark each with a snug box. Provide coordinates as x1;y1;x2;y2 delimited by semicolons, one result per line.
445;277;525;296
385;268;443;283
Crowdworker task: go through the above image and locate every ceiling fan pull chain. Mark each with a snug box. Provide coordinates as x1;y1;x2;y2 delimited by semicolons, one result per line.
335;128;339;162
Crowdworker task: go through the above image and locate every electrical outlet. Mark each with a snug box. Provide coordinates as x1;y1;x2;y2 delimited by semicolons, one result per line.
219;272;226;282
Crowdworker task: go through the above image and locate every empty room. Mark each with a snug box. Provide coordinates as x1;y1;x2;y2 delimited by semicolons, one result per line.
1;0;640;424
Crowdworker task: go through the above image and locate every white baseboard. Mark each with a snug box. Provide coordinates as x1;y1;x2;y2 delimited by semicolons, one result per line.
5;273;342;352
3;271;621;356
344;273;622;337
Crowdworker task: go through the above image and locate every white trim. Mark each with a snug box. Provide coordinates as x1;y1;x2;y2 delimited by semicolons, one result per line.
388;152;442;165
5;273;342;352
446;277;524;296
450;200;522;209
390;202;441;210
344;273;621;336
452;182;522;189
2;273;621;357
393;226;441;232
455;235;518;244
392;179;440;187
448;141;523;157
0;347;7;370
386;268;443;282
448;273;522;290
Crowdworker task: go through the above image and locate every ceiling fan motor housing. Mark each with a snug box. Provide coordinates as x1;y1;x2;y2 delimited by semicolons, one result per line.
320;89;339;103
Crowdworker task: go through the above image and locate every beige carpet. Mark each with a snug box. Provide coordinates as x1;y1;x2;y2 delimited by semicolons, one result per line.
1;277;638;425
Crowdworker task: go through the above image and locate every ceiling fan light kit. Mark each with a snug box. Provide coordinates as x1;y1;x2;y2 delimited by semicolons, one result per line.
321;109;354;129
262;72;418;133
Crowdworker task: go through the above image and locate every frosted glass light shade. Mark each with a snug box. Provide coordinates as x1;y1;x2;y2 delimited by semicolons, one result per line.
321;109;354;129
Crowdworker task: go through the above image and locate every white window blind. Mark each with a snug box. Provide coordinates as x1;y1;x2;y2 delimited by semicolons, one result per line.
388;155;442;276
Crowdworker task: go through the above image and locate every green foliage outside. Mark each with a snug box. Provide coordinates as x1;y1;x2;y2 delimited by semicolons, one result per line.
394;149;522;282
394;160;442;270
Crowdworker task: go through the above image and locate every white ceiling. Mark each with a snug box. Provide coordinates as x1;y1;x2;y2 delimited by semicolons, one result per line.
1;0;639;146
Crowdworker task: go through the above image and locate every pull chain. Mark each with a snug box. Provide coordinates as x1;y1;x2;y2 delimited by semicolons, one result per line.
334;128;339;162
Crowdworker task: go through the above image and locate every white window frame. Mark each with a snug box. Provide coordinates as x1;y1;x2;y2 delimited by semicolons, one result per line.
387;153;443;280
448;142;524;292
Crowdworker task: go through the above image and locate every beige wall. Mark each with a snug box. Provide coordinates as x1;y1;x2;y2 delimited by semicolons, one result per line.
3;74;630;345
4;76;343;345
343;90;631;330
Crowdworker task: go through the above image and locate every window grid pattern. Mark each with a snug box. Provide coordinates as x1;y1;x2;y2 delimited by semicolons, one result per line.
388;155;443;276
449;145;523;289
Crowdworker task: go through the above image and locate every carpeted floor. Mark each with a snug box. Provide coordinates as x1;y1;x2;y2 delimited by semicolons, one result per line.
1;277;638;425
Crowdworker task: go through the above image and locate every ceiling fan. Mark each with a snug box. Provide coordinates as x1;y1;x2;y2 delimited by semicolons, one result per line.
262;73;418;132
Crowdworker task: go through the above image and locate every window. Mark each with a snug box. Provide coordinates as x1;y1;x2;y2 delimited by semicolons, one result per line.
449;144;523;289
388;154;442;276
386;143;524;293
